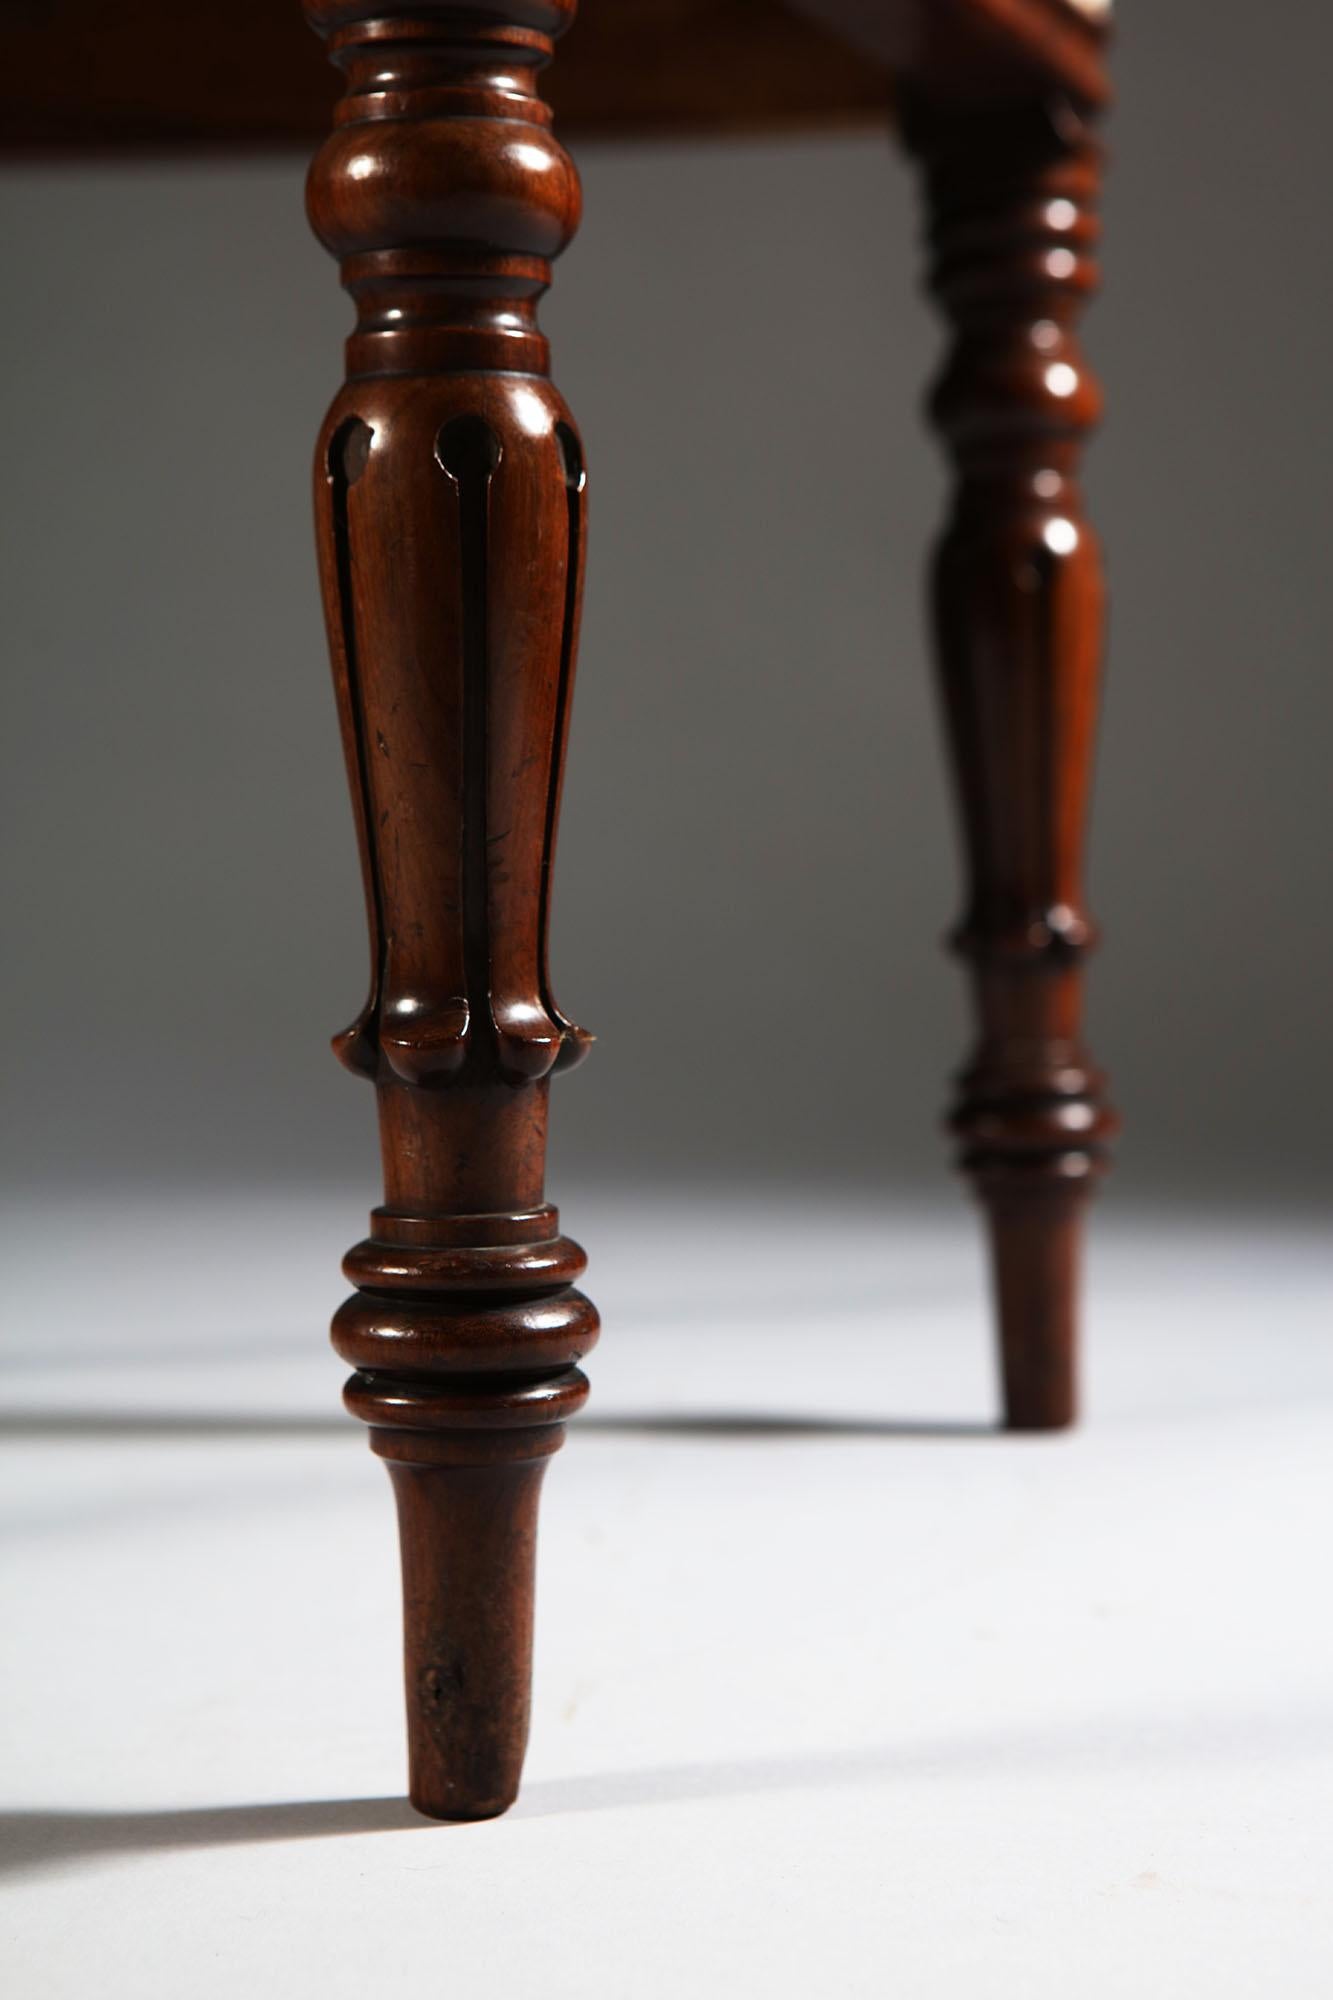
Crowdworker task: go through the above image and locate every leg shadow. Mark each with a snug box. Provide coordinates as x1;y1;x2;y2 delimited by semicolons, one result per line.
0;1797;425;1882
5;1701;1316;1879
0;1412;997;1442
581;1414;996;1440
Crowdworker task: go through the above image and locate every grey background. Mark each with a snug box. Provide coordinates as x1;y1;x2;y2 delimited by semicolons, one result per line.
2;1;1330;1211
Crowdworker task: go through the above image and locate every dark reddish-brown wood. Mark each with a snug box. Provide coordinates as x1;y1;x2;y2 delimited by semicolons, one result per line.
4;0;1119;1813
1;0;889;151
794;0;1109;107
905;86;1116;1428
305;0;597;1819
3;0;1112;152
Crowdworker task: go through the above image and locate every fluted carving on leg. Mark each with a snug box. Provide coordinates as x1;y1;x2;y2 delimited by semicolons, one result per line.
908;94;1117;1430
304;0;595;1817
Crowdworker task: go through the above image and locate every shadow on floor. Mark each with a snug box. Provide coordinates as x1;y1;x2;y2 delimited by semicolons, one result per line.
585;1414;994;1440
0;1745;1003;1881
0;1797;422;1881
4;1700;1319;1880
0;1412;997;1441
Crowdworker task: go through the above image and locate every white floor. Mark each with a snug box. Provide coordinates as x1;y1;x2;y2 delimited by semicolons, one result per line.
3;1188;1331;1996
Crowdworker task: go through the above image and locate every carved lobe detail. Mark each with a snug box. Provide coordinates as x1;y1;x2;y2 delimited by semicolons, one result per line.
305;1;595;1816
308;0;590;1090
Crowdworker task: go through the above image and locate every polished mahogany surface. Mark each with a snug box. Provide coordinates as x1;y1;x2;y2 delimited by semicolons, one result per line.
793;0;1109;105
306;0;597;1820
11;0;1115;1820
907;90;1115;1427
2;0;882;148
3;0;1108;149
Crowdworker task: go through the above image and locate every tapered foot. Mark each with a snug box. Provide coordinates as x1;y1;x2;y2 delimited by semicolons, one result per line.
343;1340;592;1822
384;1454;552;1821
982;1186;1086;1431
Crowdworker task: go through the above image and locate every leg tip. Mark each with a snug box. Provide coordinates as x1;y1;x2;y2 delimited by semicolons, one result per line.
408;1785;518;1823
407;1741;523;1821
983;1187;1086;1437
1004;1404;1078;1434
1002;1366;1078;1432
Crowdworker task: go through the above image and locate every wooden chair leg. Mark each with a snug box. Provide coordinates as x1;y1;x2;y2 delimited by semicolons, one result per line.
907;94;1118;1430
303;0;596;1819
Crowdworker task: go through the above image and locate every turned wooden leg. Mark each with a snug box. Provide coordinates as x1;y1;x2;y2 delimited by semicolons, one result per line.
908;95;1117;1430
304;0;596;1818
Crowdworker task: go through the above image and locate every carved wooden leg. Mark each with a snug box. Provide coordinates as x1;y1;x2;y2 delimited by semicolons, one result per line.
304;0;596;1819
908;96;1117;1430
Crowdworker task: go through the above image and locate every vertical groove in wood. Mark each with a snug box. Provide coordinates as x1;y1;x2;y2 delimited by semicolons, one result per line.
908;92;1118;1430
304;0;596;1819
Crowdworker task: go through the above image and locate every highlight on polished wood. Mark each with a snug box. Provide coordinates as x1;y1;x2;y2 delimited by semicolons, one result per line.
905;81;1116;1429
4;0;1110;150
305;0;597;1820
1;0;1119;1817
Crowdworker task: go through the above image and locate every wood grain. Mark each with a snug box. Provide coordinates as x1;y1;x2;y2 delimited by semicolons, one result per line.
1;0;890;151
793;0;1110;106
0;0;1104;151
306;0;597;1819
906;88;1116;1428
